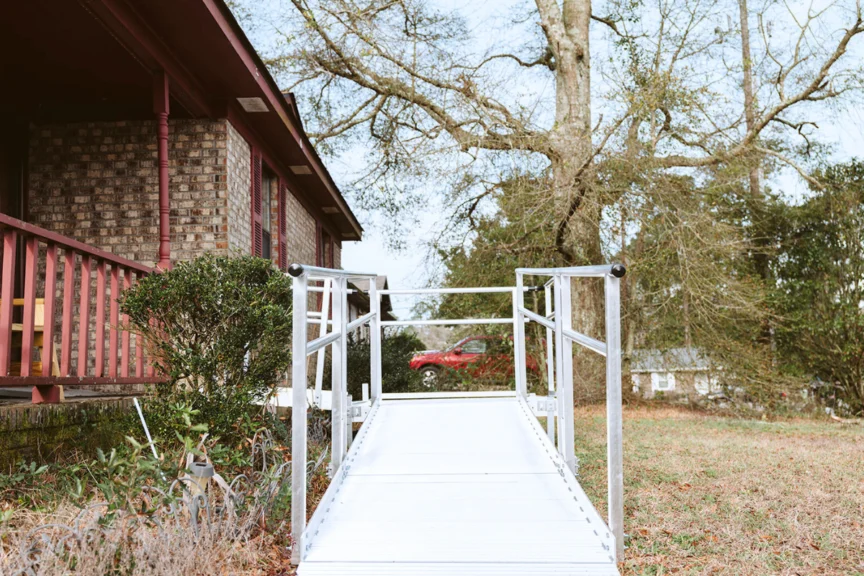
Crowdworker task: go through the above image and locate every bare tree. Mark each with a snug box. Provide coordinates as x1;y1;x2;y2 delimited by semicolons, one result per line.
236;0;864;398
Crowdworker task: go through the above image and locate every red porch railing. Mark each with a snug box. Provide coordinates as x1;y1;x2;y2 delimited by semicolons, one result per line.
0;213;164;403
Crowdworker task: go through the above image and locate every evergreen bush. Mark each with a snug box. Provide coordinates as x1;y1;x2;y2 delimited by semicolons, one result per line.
120;254;293;443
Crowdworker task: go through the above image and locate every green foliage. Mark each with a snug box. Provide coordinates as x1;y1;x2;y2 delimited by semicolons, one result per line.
773;160;864;413
431;179;556;392
120;254;293;442
344;330;427;398
0;461;49;502
435;177;561;325
619;170;786;401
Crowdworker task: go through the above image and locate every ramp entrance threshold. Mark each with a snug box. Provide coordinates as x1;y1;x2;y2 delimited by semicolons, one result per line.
288;263;626;575
298;394;619;576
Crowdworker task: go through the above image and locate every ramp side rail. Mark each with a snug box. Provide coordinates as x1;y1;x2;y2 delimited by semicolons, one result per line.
515;264;626;560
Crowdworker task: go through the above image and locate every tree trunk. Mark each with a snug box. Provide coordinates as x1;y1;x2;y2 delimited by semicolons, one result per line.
739;0;759;207
548;0;605;403
557;183;605;402
682;289;692;348
624;229;643;398
739;0;772;346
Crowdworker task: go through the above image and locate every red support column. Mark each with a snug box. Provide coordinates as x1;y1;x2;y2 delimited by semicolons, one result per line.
154;71;171;271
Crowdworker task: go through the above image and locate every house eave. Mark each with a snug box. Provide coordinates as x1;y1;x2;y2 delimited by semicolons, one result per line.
202;0;364;240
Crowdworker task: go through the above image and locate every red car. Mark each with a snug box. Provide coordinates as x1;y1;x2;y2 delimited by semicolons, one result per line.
409;335;539;387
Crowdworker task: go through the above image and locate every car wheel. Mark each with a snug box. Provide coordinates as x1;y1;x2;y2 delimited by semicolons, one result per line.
420;365;440;388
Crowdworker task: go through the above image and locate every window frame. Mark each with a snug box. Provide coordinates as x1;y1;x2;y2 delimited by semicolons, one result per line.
651;371;676;391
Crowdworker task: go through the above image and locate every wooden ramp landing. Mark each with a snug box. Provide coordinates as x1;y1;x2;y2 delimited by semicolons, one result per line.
298;395;620;576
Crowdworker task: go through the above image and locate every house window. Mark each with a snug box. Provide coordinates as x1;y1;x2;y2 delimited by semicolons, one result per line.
261;169;275;261
651;372;676;392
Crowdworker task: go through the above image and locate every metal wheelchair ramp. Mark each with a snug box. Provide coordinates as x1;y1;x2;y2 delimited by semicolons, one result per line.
288;262;626;574
298;394;619;575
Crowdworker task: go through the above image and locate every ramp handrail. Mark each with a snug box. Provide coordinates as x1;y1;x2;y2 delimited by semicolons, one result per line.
287;263;383;564
514;263;625;561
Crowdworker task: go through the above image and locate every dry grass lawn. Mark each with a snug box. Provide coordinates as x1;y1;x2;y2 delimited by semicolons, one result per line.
572;405;864;575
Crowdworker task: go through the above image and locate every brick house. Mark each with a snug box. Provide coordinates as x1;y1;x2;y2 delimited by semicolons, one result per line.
0;0;361;402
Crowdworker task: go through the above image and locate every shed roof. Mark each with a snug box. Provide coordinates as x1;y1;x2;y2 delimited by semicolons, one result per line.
631;347;712;373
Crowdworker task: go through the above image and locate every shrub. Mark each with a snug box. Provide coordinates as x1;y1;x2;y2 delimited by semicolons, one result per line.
344;329;427;398
120;254;293;442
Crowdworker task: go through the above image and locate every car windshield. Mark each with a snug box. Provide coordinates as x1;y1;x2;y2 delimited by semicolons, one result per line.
447;338;472;352
462;339;487;354
447;337;502;354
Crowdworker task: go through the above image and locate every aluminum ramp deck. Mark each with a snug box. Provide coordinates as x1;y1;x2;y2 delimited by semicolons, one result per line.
298;395;620;575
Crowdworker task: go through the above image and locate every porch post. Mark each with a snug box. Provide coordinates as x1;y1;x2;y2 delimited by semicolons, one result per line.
153;71;171;270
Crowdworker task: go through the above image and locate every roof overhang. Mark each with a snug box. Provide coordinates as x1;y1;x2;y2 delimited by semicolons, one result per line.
0;0;362;240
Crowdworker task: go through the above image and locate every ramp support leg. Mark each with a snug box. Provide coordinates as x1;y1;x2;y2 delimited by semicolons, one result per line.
331;277;347;471
369;277;382;400
553;275;576;473
313;279;331;405
605;273;625;560
513;279;528;398
290;269;309;565
544;281;556;443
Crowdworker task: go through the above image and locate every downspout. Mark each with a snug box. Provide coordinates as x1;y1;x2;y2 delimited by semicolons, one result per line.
154;71;171;270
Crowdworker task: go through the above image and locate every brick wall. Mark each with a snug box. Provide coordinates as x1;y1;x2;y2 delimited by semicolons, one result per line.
25;118;336;390
171;120;229;261
284;184;318;267
28;118;335;271
226;121;251;255
28;119;231;265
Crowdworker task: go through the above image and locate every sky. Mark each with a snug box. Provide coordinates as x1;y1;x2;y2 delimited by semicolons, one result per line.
342;220;437;319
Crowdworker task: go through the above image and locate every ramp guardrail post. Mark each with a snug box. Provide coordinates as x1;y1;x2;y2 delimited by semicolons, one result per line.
554;274;576;473
543;280;556;443
331;276;347;471
313;279;331;405
605;267;625;560
288;264;308;565
369;277;382;400
513;276;528;397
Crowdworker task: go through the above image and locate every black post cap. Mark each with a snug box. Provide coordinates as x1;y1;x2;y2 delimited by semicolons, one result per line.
610;263;626;278
287;263;305;277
